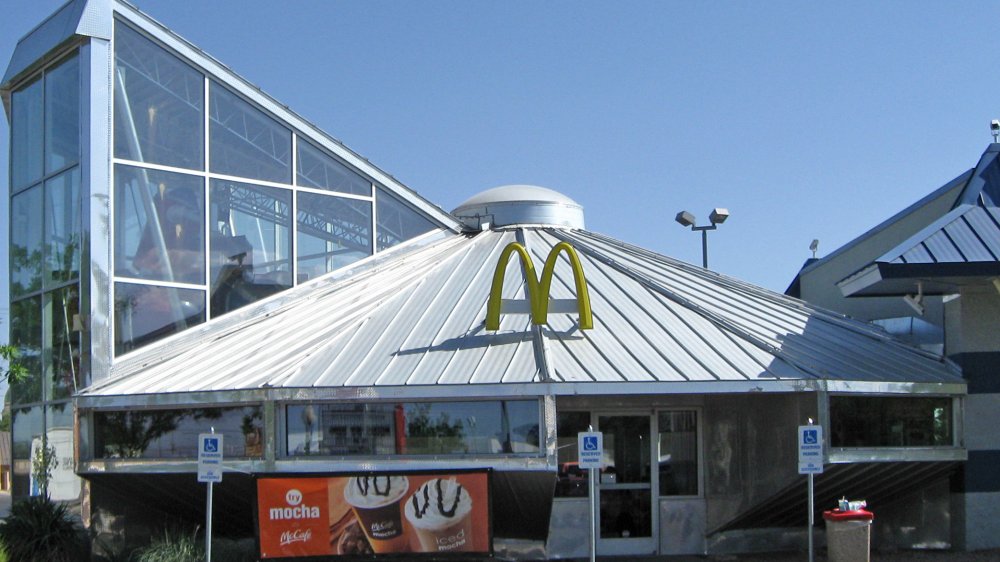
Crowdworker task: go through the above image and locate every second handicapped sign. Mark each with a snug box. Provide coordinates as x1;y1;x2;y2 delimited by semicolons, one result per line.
797;425;824;474
198;433;224;483
578;431;603;469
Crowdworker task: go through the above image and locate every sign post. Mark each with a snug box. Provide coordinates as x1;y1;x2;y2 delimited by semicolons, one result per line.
578;428;602;562
199;431;224;562
798;421;824;562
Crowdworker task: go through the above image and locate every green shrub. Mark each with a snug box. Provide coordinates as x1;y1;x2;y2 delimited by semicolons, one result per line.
0;495;88;562
136;529;203;562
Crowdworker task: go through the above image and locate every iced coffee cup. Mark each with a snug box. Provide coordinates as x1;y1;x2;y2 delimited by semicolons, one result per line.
343;475;409;553
404;478;475;553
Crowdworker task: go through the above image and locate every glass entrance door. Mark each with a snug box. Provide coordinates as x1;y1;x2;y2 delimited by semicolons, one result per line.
596;414;656;555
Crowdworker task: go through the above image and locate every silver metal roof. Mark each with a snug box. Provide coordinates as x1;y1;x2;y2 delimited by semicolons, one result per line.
452;185;585;230
80;225;962;406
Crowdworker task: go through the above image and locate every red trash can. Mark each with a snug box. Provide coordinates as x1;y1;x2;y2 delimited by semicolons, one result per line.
823;508;874;562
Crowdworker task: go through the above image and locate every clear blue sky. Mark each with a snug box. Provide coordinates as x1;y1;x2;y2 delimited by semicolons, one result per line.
3;0;1000;328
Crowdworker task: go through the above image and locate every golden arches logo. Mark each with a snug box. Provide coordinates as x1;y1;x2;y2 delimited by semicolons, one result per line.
485;241;593;331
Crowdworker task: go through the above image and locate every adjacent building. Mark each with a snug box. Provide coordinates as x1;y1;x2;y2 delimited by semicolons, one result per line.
3;0;968;557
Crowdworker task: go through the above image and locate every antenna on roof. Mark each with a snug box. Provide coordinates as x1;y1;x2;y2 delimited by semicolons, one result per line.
991;119;1000;143
809;239;819;259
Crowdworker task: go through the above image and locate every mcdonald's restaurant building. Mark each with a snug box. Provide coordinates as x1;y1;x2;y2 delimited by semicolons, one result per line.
3;1;968;558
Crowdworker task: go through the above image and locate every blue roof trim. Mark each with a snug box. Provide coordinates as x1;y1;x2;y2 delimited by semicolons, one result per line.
956;143;1000;207
797;169;971;277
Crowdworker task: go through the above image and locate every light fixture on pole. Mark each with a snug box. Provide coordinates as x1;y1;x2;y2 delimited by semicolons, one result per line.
675;207;730;268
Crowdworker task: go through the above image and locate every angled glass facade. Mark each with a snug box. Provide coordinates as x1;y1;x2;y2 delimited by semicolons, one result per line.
7;49;82;500
110;20;441;354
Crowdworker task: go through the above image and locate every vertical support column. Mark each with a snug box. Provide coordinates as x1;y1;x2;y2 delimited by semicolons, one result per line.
264;400;277;472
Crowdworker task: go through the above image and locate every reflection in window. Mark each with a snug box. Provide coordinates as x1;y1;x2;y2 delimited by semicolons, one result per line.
46;404;79;501
47;288;81;400
44;54;80;174
11;78;43;190
297;140;371;196
297;192;371;280
210;179;292;316
11;187;43;297
93;406;263;459
12;407;43;496
115;165;204;284
44;169;81;286
210;82;290;183
114;282;205;355
286;401;540;457
376;187;438;251
10;298;43;405
114;23;203;170
658;411;698;496
555;411;590;498
830;396;953;447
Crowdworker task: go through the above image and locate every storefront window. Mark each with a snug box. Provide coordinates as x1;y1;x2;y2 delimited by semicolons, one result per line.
114;282;205;355
10;297;43;405
46;287;81;401
286;400;540;457
210;82;291;183
45;404;79;501
376;187;438;251
11;77;43;190
297;192;371;280
210;179;292;315
11;186;43;297
114;22;204;170
297;140;371;196
93;406;263;459
44;168;81;285
658;410;698;496
11;407;43;496
555;411;590;498
44;54;80;174
830;396;953;447
115;165;205;284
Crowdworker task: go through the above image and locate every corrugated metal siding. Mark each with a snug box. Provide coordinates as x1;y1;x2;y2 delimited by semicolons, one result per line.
83;225;961;398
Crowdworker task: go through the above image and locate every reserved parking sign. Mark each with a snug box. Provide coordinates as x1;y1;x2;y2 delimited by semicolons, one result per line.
578;431;603;469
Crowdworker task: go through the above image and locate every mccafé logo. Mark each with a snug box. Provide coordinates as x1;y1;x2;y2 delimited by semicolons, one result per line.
486;241;593;331
269;488;320;520
279;529;312;547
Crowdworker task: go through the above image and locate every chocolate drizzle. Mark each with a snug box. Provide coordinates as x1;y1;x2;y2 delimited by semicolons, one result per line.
410;479;463;520
355;476;393;497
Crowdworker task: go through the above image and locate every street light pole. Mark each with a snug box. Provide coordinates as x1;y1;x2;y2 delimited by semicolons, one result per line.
675;208;730;269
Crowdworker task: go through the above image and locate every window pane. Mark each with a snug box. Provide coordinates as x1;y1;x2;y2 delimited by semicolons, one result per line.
210;82;290;183
287;401;540;457
11;78;43;190
10;297;43;405
12;406;43;496
44;168;81;286
830;396;952;447
376;187;438;251
210;179;292;316
297;192;371;281
46;404;80;501
46;287;81;401
44;53;80;173
114;23;204;170
114;165;205;284
94;406;263;459
658;411;698;496
556;411;590;497
11;186;44;297
114;282;205;355
297;140;371;196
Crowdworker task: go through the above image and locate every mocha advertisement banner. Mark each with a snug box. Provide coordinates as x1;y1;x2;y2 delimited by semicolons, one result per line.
257;470;492;558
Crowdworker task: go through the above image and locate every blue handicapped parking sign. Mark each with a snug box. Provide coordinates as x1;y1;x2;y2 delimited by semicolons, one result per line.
803;429;818;445
203;437;219;453
583;435;599;451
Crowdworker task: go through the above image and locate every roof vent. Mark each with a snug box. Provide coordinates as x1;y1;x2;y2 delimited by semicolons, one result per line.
452;184;585;230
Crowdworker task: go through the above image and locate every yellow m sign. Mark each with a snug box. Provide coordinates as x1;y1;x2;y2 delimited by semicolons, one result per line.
485;241;593;331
